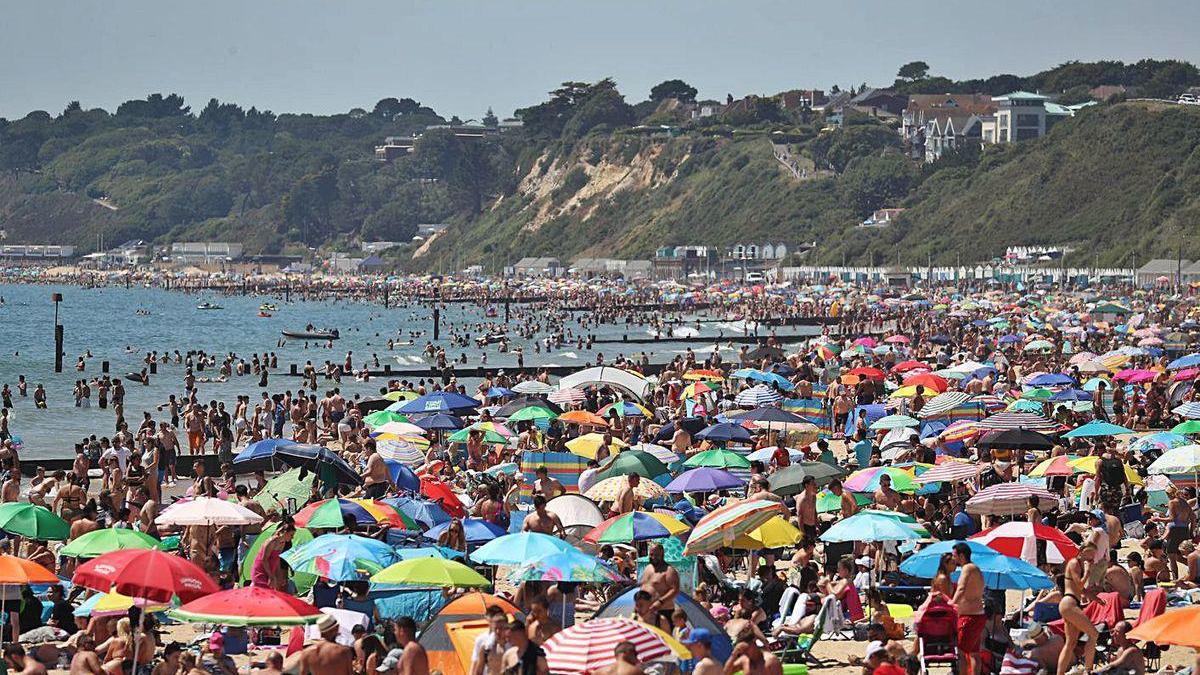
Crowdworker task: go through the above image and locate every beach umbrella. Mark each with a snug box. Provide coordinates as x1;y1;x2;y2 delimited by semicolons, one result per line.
734;385;783;407
1129;607;1200;648
767;462;847;496
294;498;417;530
844;466;918;493
1062;420;1135;438
494;396;562;417
282;533;401;580
745;446;804;463
898;540;998;577
820;511;921;543
252;467;316;513
509;550;626;584
899;541;1053;590
544;618;683;674
1148;444;1200;475
595;450;670;482
565;433;628;460
394;546;465;560
232;442;362;485
548;388;587;405
469;532;577;566
598;401;653;419
584;512;690;544
397;391;479;414
848;366;885;381
683;448;751;470
382;390;419;402
382;460;421;493
664;467;744;493
232;438;301;465
170;586;324;626
683;499;789;555
420;477;467;518
73;549;218;603
1173;420;1200;435
413;413;466;431
695;423;753;444
0;502;70;540
371;558;490;588
977;428;1055;451
371;421;428;437
591;589;732;662
446;427;507;445
1028;455;1078;478
0;555;58;585
627;443;679;466
902;373;948;393
1168;354;1200;370
977;411;1059;432
967;483;1058;516
971;521;1080;565
684;368;725;382
423;518;505;544
384;497;451;529
917;392;973;419
559;410;610;427
729;407;805;425
506;406;557;423
362;410;409;428
652;417;708;443
816;489;872;513
488;386;517;399
156;496;264;527
584;475;668;503
60;528;160;559
1131;432;1191;454
730;516;801;549
1173;402;1200;420
377;437;430;465
869;414;920;431
512;380;556;395
912;461;980;484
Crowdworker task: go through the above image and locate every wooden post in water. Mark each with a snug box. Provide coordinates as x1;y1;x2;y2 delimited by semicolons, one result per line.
384;285;390;309
505;299;510;323
433;308;440;341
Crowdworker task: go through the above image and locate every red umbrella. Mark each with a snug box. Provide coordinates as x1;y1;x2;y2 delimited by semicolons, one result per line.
73;549;218;603
848;367;886;381
171;586;323;626
891;360;930;373
902;373;948;393
420;476;466;518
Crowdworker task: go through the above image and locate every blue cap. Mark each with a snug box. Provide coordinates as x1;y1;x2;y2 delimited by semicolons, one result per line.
686;627;713;646
1089;509;1105;521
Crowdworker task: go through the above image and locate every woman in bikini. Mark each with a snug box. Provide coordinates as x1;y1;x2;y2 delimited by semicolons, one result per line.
1057;542;1101;675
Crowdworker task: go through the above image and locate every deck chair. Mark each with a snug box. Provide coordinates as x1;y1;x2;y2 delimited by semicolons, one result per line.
772;587;801;630
825;588;865;640
779;594;833;666
774;592;815;632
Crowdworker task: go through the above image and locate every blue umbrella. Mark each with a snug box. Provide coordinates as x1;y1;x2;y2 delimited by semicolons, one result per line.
397;391;480;414
232;438;302;464
384;497;451;529
1027;373;1075;387
695;423;753;443
1062;420;1135;438
745;370;795;391
382;461;421;492
392;545;465;560
1168;353;1200;370
509;550;626;583
1049;389;1092;402
664;467;745;493
898;540;998;577
281;533;401;581
234;441;361;485
413;414;465;431
469;532;577;565
899;540;1053;590
423;518;505;544
487;387;517;398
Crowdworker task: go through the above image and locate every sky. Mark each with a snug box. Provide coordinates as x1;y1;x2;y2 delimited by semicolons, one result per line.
4;0;1200;121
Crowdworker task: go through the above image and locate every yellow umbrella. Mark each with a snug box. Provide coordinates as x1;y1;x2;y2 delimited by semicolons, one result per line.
374;433;431;447
584;476;667;502
889;386;920;399
642;622;694;660
731;516;801;549
1068;456;1143;485
566;433;628;460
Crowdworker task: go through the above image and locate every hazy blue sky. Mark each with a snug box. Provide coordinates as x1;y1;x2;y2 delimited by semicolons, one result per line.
5;0;1199;120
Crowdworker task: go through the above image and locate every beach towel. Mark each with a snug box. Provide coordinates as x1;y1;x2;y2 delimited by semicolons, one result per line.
1135;588;1166;627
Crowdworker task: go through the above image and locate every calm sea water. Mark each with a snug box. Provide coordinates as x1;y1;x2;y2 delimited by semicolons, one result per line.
0;283;818;458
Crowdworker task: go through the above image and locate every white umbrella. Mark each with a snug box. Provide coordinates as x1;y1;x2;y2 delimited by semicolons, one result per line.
1148;444;1200;475
513;380;556;395
735;385;782;407
155;496;264;527
627;443;679;465
370;421;427;436
548;387;587;405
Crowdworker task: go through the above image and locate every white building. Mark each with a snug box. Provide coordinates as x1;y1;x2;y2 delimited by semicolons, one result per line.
170;242;243;264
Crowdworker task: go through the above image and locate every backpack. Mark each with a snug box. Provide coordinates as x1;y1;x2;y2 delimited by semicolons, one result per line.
1100;456;1125;487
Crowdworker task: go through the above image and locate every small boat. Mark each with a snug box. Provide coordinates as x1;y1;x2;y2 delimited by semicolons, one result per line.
282;329;340;341
197;302;224;310
260;303;278;312
258;312;273;318
485;307;498;318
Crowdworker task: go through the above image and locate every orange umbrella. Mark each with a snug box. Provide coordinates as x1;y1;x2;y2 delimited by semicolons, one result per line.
0;555;58;584
1128;606;1200;647
683;369;724;382
558;410;609;427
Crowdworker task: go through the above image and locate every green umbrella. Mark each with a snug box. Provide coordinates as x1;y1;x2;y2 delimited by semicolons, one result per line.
371;557;491;588
816;490;871;514
767;462;848;497
507;406;558;422
253;467;315;513
683;448;751;470
447;428;508;444
59;528;160;558
241;522;316;593
595;450;670;482
0;502;69;540
1173;420;1200;435
1020;388;1054;401
363;410;409;428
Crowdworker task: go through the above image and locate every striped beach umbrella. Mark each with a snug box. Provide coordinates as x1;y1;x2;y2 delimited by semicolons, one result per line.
966;483;1058;516
917;392;971;418
683;499;789;555
544;618;679;674
912;460;980;484
977;411;1058;432
1173;402;1200;419
376;437;428;465
548;387;587;405
513;380;556;395
734;384;783;407
940;420;982;442
584;511;690;544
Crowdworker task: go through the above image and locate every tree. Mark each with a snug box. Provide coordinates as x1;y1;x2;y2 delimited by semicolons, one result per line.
649;79;698;103
897;61;930;82
562;86;635;139
839;153;917;218
373;97;422;119
116;93;190;118
482;107;499;127
61;101;82;117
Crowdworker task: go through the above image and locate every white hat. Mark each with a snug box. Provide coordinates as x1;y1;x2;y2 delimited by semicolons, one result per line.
866;641;887;660
855;556;874;569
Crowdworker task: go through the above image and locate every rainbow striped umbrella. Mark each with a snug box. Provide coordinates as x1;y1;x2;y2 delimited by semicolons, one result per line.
294;499;419;530
583;511;690;544
683;499;789;555
843;466;918;493
941;420;982;442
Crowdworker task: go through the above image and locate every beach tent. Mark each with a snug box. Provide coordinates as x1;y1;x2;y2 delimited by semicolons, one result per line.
591;588;732;662
557;367;652;401
518;451;588;502
419;593;523;675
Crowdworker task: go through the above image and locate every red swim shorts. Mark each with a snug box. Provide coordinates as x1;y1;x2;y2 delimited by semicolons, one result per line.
957;613;987;653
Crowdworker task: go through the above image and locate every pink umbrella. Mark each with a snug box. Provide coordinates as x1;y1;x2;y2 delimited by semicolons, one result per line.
884;335;910;344
966;483;1058;516
852;337;878;348
1114;368;1157;384
1069;352;1098;364
1138;337;1164;347
1173;368;1200;382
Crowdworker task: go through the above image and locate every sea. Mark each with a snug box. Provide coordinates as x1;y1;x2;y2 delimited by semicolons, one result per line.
0;283;820;459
